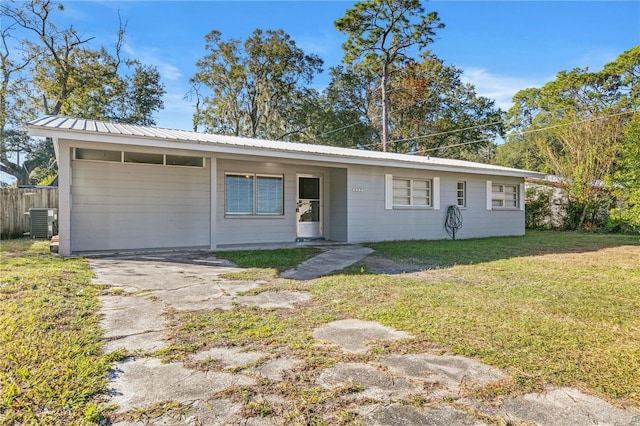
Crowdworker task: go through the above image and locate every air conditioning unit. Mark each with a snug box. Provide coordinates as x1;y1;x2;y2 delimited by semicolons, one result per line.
29;208;58;239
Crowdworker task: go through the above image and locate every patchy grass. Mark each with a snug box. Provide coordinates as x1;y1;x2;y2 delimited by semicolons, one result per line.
178;232;640;408
113;400;190;424
310;232;640;406
163;304;340;367
0;239;112;424
215;247;320;274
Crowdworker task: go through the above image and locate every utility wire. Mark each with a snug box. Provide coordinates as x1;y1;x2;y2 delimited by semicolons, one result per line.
408;109;638;155
310;102;636;154
356;119;503;149
388;120;503;144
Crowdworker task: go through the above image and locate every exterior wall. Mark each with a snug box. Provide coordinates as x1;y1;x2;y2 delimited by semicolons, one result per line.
57;142;72;256
214;158;347;245
328;168;348;241
346;165;525;243
56;138;527;253
68;142;211;252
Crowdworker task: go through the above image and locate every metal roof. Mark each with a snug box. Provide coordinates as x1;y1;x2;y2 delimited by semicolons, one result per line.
28;115;543;178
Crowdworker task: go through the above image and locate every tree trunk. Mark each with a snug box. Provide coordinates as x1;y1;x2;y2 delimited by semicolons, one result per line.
0;161;31;186
380;64;390;152
578;201;589;230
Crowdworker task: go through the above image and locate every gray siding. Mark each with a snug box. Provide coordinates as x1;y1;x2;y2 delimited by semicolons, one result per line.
215;159;339;245
71;160;210;251
327;168;348;241
346;165;524;243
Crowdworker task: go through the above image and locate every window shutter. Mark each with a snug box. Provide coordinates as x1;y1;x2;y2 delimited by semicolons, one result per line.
433;177;440;210
486;180;493;210
519;183;525;211
385;174;393;210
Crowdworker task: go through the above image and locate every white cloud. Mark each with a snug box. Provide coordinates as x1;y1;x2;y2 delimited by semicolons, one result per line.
154;92;194;131
461;67;550;111
123;44;183;81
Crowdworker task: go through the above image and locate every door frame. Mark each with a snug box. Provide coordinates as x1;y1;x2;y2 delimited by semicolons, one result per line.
296;174;323;239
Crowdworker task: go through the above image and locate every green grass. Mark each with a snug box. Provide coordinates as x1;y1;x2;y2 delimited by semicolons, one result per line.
188;232;640;407
311;231;640;406
0;239;112;424
215;247;320;273
2;232;639;423
366;230;639;266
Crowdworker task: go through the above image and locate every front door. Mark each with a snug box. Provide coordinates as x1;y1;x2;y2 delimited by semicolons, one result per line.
297;175;322;239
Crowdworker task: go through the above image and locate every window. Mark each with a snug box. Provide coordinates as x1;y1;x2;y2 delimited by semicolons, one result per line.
457;181;466;207
256;176;283;214
75;148;121;162
74;148;204;167
393;178;431;207
124;151;164;164
166;155;204;167
225;173;283;216
492;184;519;208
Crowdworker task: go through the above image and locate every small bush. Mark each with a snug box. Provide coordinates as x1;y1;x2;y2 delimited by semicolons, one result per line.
525;187;552;229
607;206;640;234
562;199;610;231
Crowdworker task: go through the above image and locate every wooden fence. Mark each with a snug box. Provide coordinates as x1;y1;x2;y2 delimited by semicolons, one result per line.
0;187;59;239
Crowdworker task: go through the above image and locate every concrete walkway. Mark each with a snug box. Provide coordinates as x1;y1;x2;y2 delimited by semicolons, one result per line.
91;247;640;425
280;245;373;280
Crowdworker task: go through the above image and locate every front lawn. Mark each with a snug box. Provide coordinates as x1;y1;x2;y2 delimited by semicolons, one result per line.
0;240;114;424
218;231;640;407
1;231;638;425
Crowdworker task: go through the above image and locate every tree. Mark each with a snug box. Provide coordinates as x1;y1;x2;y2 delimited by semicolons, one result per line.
0;21;35;184
503;47;639;229
305;66;377;147
610;113;640;233
322;54;503;159
0;0;165;185
117;65;165;126
191;28;322;140
384;56;503;160
335;0;444;151
544;110;623;228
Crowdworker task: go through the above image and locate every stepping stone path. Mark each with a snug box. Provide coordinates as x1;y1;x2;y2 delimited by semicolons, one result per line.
92;250;640;426
312;318;410;353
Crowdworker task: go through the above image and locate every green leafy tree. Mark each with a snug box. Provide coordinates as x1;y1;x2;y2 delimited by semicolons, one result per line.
191;28;323;140
305;66;377;147
504;47;639;229
322;55;503;159
335;0;444;151
1;0;165;185
384;55;503;160
610;113;640;233
0;21;35;184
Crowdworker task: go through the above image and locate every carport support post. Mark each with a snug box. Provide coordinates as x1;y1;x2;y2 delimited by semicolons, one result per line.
209;156;217;250
56;140;72;256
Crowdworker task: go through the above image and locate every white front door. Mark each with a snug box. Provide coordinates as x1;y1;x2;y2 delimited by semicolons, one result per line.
296;175;322;239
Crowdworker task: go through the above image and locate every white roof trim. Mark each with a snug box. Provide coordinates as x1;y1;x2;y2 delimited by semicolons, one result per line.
28;116;544;178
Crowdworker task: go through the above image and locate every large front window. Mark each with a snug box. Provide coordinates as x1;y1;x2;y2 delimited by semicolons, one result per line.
393;178;431;207
225;173;283;215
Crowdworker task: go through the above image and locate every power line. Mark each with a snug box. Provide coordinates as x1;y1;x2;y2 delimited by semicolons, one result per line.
388;120;502;144
411;109;638;155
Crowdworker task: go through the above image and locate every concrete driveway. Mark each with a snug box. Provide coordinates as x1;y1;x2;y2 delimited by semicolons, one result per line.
91;249;640;425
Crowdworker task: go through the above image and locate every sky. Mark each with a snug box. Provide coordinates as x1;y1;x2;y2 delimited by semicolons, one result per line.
53;0;639;131
2;0;639;184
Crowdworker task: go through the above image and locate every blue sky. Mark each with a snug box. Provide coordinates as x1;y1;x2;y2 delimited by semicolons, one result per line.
2;1;638;184
52;0;639;131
